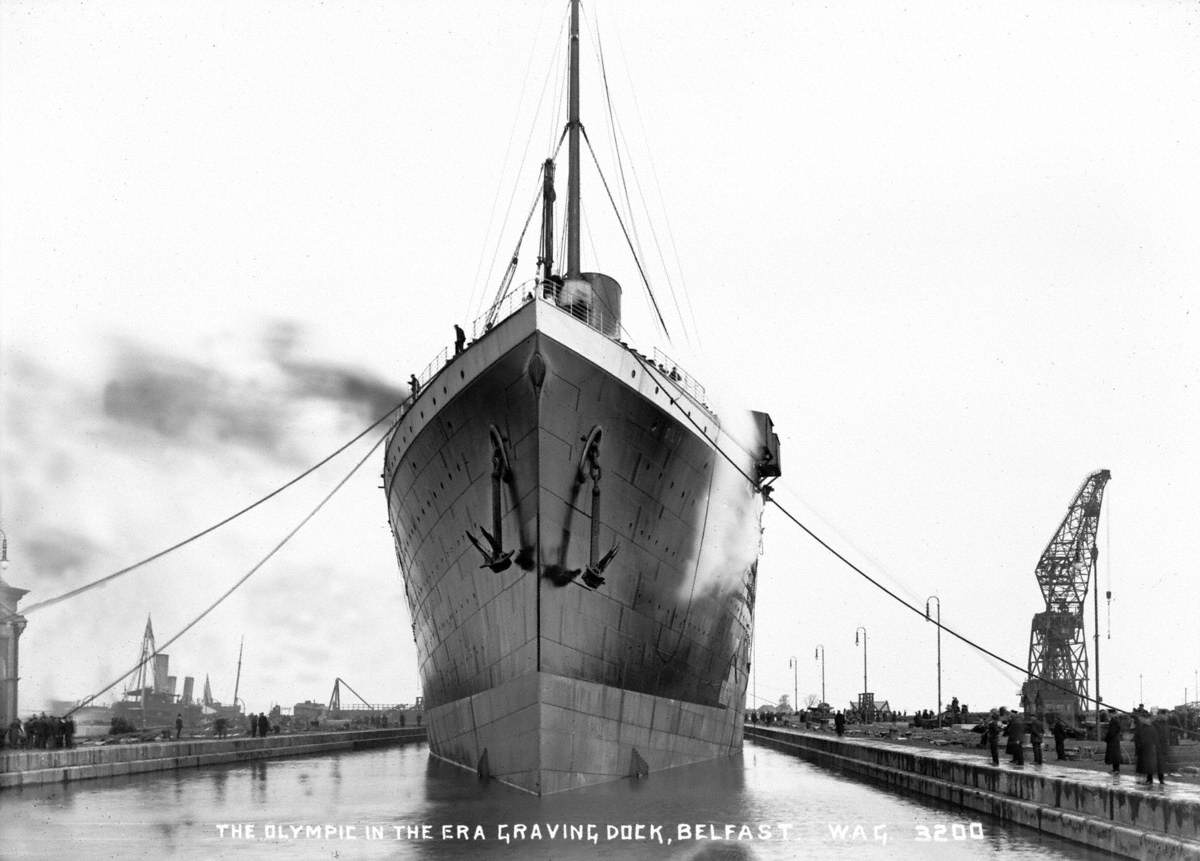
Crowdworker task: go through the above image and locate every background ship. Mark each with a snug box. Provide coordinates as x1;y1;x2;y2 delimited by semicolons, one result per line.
383;0;780;795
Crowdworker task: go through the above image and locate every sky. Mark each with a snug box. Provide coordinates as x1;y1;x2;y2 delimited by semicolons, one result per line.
1;0;1198;722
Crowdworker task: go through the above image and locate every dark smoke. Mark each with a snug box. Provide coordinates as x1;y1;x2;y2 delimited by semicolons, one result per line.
100;322;406;455
102;345;282;451
265;320;406;420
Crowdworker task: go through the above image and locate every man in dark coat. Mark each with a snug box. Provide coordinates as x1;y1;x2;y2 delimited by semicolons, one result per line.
175;714;184;739
1133;714;1158;784
985;710;1001;765
1005;711;1027;766
249;713;258;738
1153;711;1170;785
258;713;270;738
1104;711;1124;775
1028;713;1045;765
1052;716;1068;760
834;710;845;736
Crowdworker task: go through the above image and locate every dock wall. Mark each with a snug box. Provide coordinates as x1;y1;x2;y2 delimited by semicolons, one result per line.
746;726;1200;860
0;727;427;790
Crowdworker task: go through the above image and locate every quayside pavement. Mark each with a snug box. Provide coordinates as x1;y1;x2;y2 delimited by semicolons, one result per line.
747;724;1200;860
0;726;427;790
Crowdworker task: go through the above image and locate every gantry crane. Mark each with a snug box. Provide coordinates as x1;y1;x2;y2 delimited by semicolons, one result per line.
1021;470;1111;724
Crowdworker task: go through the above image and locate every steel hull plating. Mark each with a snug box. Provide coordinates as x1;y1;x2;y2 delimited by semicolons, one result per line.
384;300;764;794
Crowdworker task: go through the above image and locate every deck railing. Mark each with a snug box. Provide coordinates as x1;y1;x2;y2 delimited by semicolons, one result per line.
387;288;710;456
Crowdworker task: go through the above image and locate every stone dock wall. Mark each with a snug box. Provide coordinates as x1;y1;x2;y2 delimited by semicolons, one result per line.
0;727;427;790
746;725;1200;860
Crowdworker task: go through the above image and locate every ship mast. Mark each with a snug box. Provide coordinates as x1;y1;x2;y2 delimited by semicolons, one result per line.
566;0;581;279
232;636;244;714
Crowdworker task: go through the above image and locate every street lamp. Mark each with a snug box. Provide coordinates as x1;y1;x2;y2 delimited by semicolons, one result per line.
925;595;942;728
814;645;826;708
788;656;798;717
855;626;869;723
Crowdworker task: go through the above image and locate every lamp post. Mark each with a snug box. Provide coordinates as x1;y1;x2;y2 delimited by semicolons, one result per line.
925;595;942;728
855;626;869;723
788;656;798;717
814;645;826;708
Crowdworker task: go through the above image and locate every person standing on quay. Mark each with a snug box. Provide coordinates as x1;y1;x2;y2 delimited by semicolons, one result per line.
258;713;270;738
1104;710;1123;777
1134;714;1159;785
1154;711;1170;785
175;714;183;740
1005;710;1026;766
1028;713;1044;765
249;713;258;738
1052;716;1068;760
834;711;845;736
986;710;1001;766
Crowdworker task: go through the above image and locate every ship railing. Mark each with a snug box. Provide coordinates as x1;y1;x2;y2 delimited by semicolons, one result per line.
651;347;707;406
384;283;712;466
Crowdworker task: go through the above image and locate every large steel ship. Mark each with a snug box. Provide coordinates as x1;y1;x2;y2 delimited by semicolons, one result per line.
383;1;780;795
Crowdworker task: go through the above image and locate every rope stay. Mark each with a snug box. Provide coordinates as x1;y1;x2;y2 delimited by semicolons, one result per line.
627;352;1139;719
17;401;407;618
65;418;399;718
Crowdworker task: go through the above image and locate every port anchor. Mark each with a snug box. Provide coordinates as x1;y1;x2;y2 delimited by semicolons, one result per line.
466;525;514;573
465;426;517;573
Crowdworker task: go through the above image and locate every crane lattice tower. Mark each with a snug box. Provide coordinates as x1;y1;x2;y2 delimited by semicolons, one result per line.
1022;469;1110;722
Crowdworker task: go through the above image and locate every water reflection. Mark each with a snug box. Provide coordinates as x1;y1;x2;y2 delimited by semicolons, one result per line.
251;760;268;804
211;768;228;805
0;741;1099;860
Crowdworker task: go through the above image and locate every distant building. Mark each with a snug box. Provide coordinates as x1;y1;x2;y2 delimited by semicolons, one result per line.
0;561;29;727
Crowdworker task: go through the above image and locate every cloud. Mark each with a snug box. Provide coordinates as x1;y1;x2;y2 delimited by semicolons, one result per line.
23;528;101;583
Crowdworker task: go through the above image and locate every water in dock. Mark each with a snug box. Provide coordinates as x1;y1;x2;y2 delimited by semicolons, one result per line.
1;740;1099;859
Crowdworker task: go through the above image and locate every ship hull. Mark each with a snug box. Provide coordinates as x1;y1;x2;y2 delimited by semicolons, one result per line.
384;298;765;794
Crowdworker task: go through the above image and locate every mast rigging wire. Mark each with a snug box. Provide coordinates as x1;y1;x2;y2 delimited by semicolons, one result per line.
587;10;694;348
608;23;704;349
580;127;671;341
18;401;405;617
65;419;397;718
465;1;559;322
473;4;572;322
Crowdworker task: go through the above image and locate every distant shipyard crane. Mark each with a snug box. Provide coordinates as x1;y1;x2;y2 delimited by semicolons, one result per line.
328;677;373;712
1021;470;1111;725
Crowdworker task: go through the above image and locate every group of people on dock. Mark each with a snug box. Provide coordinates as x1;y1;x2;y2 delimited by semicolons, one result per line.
977;703;1176;785
3;714;75;750
1103;706;1172;785
979;708;1050;767
247;712;273;738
